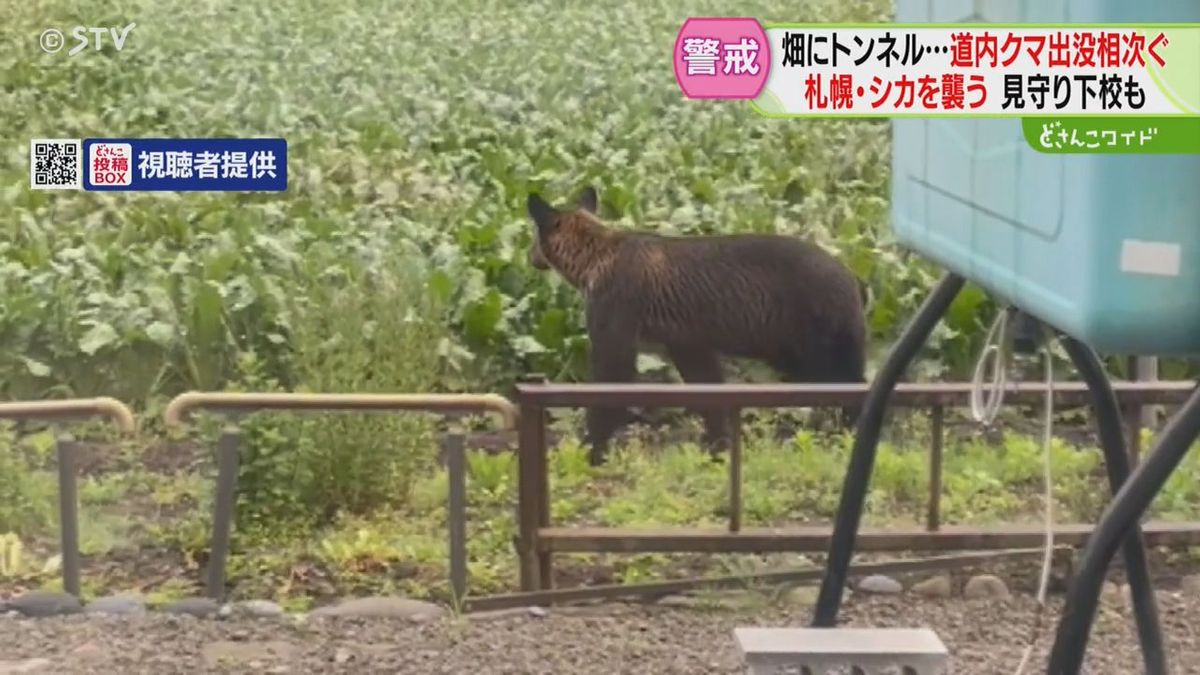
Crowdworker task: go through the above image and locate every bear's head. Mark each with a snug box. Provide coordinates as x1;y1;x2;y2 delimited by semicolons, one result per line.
525;186;600;273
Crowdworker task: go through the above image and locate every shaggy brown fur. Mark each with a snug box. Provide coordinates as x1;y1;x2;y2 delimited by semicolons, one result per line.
527;187;868;465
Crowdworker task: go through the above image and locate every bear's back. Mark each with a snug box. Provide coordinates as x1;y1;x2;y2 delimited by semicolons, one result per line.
593;231;864;361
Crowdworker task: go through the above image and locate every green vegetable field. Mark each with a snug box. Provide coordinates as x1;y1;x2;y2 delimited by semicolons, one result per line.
1;0;983;405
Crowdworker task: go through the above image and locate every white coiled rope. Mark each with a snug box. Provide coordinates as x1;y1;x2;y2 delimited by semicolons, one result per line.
968;307;1056;675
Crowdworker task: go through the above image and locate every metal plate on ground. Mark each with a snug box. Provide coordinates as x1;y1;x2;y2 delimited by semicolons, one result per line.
734;627;950;675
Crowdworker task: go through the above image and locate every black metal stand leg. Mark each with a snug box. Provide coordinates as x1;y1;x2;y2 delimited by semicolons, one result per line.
812;272;966;627
1046;382;1200;675
1059;337;1167;675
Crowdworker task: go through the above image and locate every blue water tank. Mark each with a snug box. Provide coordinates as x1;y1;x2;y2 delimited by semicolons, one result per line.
891;0;1200;355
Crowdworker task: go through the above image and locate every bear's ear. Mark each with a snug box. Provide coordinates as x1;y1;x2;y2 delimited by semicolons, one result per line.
527;193;559;234
578;186;599;214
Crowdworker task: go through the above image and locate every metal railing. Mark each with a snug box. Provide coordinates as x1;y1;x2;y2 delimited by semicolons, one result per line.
0;397;137;597
512;379;1197;592
164;391;517;428
162;391;518;602
6;381;1198;611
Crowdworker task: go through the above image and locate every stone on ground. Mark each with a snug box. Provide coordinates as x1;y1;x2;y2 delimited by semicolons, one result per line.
309;596;446;621
912;575;953;599
225;600;286;618
784;585;819;605
162;597;221;617
857;574;903;595
8;591;81;617
963;574;1010;600
84;595;146;615
1101;582;1124;607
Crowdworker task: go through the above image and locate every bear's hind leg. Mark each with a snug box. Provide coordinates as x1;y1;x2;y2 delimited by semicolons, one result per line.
667;345;732;459
768;350;841;435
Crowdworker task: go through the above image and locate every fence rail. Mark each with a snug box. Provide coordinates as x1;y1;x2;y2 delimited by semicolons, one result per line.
164;391;517;428
512;379;1198;592
512;380;1197;407
0;397;138;597
0;397;136;432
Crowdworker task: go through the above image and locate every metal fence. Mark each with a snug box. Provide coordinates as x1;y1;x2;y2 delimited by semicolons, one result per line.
4;380;1197;607
510;379;1198;592
0;398;136;597
161;391;518;602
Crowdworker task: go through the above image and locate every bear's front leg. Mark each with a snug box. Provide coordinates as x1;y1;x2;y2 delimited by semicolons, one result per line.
584;304;638;466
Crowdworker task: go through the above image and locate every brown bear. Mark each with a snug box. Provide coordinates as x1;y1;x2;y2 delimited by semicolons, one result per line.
526;186;868;466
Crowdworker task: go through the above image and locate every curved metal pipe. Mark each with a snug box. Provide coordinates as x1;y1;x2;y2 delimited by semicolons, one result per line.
0;397;136;433
163;391;519;430
0;397;137;598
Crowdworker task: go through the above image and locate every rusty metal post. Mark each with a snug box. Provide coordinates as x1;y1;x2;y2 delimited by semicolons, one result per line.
534;396;553;590
1125;407;1142;464
516;376;543;592
1124;356;1159;465
517;375;554;590
56;435;81;598
445;433;468;604
1137;356;1161;434
728;408;743;533
926;406;944;533
206;427;241;600
1124;356;1144;465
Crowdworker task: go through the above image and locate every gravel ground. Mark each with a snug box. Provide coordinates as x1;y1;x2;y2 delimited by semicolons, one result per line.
2;590;1199;674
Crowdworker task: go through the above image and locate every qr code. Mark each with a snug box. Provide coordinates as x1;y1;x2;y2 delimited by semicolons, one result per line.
30;138;82;190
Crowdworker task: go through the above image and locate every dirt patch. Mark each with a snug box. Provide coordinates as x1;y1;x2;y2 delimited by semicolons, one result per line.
61;438;210;478
1;590;1198;673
